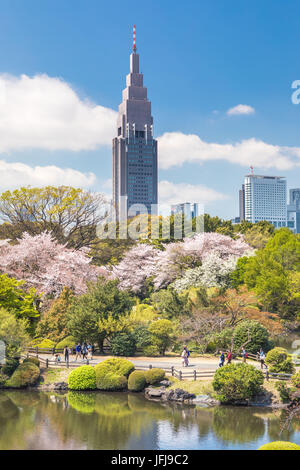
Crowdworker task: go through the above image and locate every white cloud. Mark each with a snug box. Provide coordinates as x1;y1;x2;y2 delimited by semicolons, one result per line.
227;104;255;115
0;74;117;152
158;180;228;207
158;132;300;170
0;160;96;190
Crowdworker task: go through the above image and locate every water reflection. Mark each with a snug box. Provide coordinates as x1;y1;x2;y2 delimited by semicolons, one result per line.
0;390;299;450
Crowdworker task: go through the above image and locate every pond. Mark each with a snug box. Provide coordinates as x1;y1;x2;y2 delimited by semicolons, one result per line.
0;390;299;450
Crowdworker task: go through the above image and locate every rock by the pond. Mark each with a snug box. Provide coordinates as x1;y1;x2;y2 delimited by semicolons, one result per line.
159;380;172;387
193;394;219;406
37;381;68;391
145;386;195;402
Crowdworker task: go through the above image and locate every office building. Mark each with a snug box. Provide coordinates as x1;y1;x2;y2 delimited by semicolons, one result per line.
243;174;287;228
112;27;158;220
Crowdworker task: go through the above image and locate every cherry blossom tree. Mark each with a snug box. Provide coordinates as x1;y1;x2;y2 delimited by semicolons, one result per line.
171;252;238;292
0;232;108;297
112;243;159;294
113;233;252;294
154;233;252;289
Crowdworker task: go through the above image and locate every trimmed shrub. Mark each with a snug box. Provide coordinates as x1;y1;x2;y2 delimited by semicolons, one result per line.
265;347;295;374
55;336;76;351
128;371;147;392
30;338;55;349
258;441;300;450
95;358;134;391
142;345;160;357
212;363;264;404
2;358;19;377
6;362;40;388
110;332;136;356
291;371;300;389
23;357;40;368
145;368;165;385
68;365;96;390
233;320;270;354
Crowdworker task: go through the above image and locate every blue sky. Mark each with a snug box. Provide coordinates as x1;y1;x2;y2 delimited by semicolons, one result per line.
0;0;300;219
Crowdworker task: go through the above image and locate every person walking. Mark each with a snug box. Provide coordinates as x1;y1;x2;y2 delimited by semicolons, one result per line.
219;351;225;367
87;343;93;360
64;345;69;364
75;342;81;361
184;346;190;367
82;343;88;360
258;349;266;369
181;348;188;367
226;350;232;365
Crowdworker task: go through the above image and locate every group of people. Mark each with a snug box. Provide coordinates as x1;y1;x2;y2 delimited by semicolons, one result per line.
53;342;94;363
218;350;233;367
218;348;267;369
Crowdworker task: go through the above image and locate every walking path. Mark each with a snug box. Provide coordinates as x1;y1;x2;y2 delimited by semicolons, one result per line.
36;353;261;371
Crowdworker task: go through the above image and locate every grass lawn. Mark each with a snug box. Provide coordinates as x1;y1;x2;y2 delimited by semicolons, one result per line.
41;368;72;384
167;376;214;396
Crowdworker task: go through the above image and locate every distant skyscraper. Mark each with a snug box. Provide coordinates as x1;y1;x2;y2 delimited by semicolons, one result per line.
112;26;158;220
239;184;245;221
171;202;200;220
287;188;300;234
244;174;287;227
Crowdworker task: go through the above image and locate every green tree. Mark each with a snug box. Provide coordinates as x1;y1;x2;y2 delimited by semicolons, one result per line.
0;186;107;249
0;308;30;359
151;288;188;319
233;320;270;354
242;229;300;317
0;274;39;329
148;319;174;355
67;278;133;352
35;287;74;342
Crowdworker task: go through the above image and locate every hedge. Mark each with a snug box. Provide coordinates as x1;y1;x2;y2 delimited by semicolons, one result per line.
55;336;76;351
95;358;134;391
68;365;96;390
265;347;295;374
30;338;56;349
258;441;300;450
6;362;40;388
212;363;264;404
128;371;146;392
23;357;40;368
145;368;165;385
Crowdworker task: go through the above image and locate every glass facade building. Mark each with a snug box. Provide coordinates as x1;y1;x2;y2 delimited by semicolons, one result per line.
112;45;158;220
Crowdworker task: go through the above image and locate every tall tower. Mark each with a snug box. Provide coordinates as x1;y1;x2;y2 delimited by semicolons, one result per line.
112;26;158;221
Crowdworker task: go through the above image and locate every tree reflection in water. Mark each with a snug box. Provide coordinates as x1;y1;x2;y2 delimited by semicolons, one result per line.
0;390;300;450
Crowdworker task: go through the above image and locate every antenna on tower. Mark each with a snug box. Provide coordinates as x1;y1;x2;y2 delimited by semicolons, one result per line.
250;165;254;175
133;25;137;52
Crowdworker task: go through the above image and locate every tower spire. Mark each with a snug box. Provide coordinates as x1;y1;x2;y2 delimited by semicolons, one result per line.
133;24;137;52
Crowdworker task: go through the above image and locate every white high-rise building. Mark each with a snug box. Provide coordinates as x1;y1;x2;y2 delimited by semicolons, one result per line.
171;202;200;220
244;174;287;228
